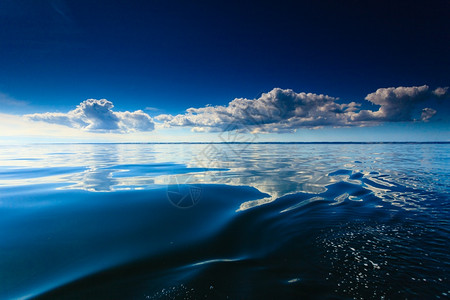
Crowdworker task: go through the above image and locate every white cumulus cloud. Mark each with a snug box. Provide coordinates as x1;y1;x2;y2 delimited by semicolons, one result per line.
156;85;446;133
155;88;360;133
26;99;155;133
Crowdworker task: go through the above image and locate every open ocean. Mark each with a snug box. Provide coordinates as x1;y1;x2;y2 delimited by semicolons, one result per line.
0;143;449;299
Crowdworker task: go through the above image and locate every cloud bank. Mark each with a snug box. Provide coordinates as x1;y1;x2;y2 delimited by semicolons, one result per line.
25;85;447;134
156;85;447;133
26;99;155;133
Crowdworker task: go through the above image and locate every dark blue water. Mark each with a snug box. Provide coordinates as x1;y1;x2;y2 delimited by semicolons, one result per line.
0;143;449;299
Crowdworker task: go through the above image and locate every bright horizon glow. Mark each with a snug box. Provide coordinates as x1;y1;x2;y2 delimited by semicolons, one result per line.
1;112;448;144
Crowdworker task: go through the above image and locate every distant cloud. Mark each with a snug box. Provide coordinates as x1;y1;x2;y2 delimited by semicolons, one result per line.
352;85;442;122
420;108;437;122
0;92;28;107
25;85;447;134
26;99;155;133
145;106;160;112
155;89;360;133
156;85;447;133
432;87;448;97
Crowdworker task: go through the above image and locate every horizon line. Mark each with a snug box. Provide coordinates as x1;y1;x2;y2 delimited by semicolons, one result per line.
2;141;449;145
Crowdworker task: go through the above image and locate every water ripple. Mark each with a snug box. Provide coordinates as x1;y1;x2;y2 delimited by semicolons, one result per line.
0;143;448;299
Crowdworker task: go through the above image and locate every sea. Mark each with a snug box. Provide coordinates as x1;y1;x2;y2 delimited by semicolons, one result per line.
0;143;449;299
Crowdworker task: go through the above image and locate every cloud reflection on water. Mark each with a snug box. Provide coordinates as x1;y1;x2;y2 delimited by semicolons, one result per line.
0;143;447;212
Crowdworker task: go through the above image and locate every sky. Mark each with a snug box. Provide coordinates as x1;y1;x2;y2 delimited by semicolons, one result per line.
0;0;449;143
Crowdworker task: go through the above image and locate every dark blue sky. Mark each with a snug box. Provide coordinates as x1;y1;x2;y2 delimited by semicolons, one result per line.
1;0;449;116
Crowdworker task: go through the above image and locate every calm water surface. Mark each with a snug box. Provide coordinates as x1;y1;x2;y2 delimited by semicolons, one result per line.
0;143;449;299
